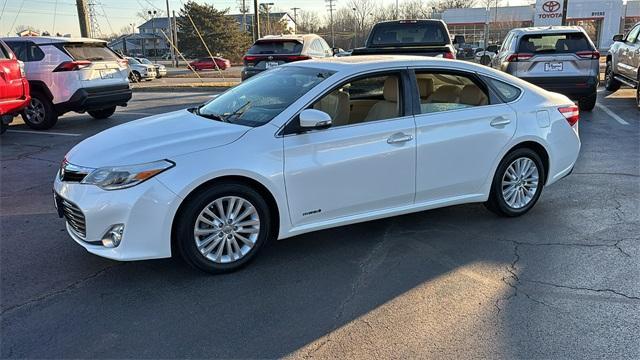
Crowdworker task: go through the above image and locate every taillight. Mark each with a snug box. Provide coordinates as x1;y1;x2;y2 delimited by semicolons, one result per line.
506;53;533;62
18;60;25;77
443;51;455;59
117;58;128;68
575;50;600;59
53;60;91;72
282;55;311;61
559;105;579;126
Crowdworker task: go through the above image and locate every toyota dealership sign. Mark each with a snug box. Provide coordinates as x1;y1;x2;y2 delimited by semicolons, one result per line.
534;0;564;26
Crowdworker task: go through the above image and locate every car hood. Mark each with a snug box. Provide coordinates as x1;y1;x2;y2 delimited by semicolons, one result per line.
65;109;250;168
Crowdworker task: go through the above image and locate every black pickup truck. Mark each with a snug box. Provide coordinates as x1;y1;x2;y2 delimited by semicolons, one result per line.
351;20;456;59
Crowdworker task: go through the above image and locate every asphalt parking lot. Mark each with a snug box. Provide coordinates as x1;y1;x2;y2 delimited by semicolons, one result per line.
1;88;638;358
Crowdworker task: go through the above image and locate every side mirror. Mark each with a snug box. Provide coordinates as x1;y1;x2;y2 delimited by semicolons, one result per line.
613;34;624;42
299;109;332;129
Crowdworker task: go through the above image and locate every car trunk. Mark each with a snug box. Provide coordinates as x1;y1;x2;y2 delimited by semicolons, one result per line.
62;42;128;87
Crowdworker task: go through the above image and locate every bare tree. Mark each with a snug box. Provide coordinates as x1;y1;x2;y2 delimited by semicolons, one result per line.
428;0;476;12
348;0;377;43
297;10;322;34
400;0;433;19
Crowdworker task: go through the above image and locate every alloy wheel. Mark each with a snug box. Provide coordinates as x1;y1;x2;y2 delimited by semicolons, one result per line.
501;157;539;209
193;196;260;264
25;98;46;124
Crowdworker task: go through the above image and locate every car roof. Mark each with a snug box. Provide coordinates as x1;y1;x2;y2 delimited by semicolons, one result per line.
285;54;497;74
509;26;585;35
257;34;319;42
0;36;107;44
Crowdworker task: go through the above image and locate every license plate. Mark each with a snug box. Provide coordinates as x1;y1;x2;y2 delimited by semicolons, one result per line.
265;61;279;69
544;62;563;72
99;69;116;79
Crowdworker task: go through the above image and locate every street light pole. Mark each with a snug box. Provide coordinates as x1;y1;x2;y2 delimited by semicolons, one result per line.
291;7;300;33
148;10;157;59
253;0;260;41
352;7;357;48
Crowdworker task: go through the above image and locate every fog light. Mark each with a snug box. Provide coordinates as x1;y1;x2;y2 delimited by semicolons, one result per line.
101;224;124;248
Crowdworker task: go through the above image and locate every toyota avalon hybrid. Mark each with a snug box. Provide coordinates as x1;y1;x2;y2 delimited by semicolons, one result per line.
54;56;581;274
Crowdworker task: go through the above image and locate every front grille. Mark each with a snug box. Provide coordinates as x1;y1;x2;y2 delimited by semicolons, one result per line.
59;197;86;238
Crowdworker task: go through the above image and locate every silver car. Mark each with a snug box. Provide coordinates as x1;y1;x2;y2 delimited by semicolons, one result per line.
493;26;599;111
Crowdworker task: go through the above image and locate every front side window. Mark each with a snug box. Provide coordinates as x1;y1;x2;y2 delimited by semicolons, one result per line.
415;72;489;114
197;66;334;127
308;73;402;127
626;25;640;43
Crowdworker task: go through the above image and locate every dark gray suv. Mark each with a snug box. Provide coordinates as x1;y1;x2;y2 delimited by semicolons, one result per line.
493;26;600;111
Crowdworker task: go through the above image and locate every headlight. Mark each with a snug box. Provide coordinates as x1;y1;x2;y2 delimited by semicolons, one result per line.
81;160;174;190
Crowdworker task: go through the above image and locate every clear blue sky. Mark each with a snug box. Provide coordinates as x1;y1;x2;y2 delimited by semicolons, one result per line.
0;0;530;36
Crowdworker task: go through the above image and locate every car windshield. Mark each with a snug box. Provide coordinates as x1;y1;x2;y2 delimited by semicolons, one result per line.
128;57;140;64
369;22;447;46
517;33;592;54
139;58;152;64
196;66;334;127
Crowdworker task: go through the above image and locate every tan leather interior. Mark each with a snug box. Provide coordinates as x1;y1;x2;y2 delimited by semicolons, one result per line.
426;85;462;103
364;77;399;122
416;78;434;101
313;89;351;126
459;84;488;106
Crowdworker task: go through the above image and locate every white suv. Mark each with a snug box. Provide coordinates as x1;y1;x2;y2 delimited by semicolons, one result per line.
2;36;132;130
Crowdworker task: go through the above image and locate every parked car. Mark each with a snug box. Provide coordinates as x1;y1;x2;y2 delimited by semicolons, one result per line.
493;26;599;111
54;55;580;274
126;57;157;82
605;22;640;109
0;39;30;134
351;20;456;59
189;57;231;71
475;44;499;65
136;57;167;78
2;36;131;130
241;34;332;80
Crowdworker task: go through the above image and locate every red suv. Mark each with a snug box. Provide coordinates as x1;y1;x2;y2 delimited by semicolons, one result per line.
0;39;29;134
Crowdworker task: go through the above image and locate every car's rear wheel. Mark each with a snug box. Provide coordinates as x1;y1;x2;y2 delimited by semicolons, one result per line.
485;148;546;217
88;106;117;119
129;71;141;82
21;92;58;130
578;92;597;111
175;183;272;274
604;61;621;92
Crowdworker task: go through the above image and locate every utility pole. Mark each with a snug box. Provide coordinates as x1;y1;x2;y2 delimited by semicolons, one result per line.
291;7;300;33
173;10;179;66
561;0;569;26
76;0;90;37
352;7;357;48
253;0;260;41
326;0;336;47
396;0;399;20
240;0;249;34
166;0;174;65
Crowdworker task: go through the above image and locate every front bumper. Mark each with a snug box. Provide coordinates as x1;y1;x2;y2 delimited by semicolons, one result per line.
520;76;598;98
53;175;180;261
55;84;132;115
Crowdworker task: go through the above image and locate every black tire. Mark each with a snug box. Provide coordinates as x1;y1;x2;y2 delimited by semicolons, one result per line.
480;54;491;66
0;121;7;134
636;86;639;111
129;71;141;82
88;106;117;119
175;183;272;274
21;92;58;130
578;92;597;111
484;148;546;217
604;61;621;92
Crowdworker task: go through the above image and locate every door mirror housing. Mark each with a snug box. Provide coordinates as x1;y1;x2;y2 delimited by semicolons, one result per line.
613;34;624;42
299;109;332;129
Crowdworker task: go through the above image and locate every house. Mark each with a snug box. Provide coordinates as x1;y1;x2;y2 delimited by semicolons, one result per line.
227;12;296;33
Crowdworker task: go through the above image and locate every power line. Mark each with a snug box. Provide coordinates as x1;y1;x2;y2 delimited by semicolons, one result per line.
7;0;25;35
52;0;58;33
0;0;8;23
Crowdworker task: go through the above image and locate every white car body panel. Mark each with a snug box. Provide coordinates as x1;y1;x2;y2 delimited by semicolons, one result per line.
53;56;581;261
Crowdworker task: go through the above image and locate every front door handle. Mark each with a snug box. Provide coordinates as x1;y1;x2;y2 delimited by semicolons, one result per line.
387;132;413;144
490;117;511;127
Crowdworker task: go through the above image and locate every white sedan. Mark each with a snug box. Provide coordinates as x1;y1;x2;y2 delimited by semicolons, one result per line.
54;55;581;273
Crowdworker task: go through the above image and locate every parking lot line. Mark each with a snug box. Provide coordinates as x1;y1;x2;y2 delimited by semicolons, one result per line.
595;104;630;125
7;129;81;137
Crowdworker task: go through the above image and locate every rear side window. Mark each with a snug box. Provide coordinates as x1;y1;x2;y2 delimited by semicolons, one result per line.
0;42;9;59
4;41;44;62
370;21;448;46
517;33;593;54
486;77;521;102
247;41;303;55
415;72;489;114
63;43;119;61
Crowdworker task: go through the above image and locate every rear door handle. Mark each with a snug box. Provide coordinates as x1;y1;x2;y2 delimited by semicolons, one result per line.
490;117;511;127
387;132;413;144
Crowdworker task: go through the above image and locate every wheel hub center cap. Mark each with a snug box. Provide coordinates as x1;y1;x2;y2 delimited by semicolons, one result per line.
222;225;234;234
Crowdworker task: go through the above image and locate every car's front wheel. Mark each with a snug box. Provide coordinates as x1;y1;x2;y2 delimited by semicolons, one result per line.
88;106;117;119
21;92;58;130
175;183;272;274
485;148;546;217
604;60;621;92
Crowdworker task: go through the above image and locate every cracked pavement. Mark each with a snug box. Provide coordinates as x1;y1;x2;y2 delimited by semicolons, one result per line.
1;89;639;358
